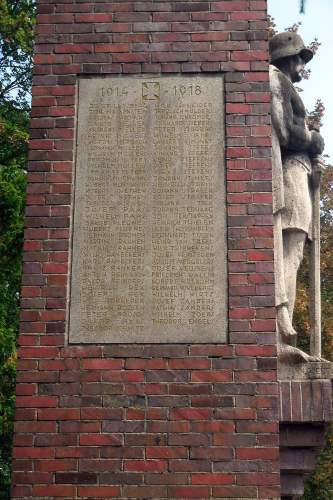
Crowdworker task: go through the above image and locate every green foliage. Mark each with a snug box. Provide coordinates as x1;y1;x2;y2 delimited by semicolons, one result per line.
268;15;278;39
0;0;34;496
0;0;35;108
303;423;333;499
0;103;27;499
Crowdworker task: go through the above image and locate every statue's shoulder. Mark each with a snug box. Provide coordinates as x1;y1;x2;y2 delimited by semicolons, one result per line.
269;65;292;95
269;64;289;85
270;65;282;91
269;64;280;76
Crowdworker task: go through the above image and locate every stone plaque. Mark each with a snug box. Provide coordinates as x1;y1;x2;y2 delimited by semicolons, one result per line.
69;75;227;343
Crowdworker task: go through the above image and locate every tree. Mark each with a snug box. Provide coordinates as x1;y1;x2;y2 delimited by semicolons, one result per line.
303;424;333;499
0;0;35;108
0;104;28;499
0;1;34;496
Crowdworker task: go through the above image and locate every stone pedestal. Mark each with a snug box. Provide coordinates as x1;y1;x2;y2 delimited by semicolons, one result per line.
279;360;333;381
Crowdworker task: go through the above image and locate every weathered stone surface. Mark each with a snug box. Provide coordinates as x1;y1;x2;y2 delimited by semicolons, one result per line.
69;75;227;343
270;33;325;363
279;360;333;380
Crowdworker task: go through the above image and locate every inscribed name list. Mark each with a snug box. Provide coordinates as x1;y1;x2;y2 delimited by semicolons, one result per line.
69;75;227;343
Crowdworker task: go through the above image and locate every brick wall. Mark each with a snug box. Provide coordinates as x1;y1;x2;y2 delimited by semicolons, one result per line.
12;1;279;498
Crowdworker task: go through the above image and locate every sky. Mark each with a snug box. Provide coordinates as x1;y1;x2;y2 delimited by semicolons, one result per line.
268;0;333;158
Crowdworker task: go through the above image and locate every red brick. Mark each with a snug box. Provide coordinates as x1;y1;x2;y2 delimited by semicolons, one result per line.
192;31;228;41
226;103;251;113
16;396;58;408
79;434;123;446
42;262;68;274
15;421;56;433
81;407;122;420
212;1;248;11
216;408;256;420
213;485;258;497
82;359;124;370
124;460;167;472
238;472;280;485
16;382;37;396
191;371;232;382
38;409;80;420
236;345;276;356
169;358;210;369
123;485;166;497
236;370;276;382
169;460;210;472
168;486;211;498
192;473;235;485
191;421;235;433
171;408;213;420
11;486;32;497
76;13;113;23
146;447;188;459
56;447;99;458
95;43;130;52
236;448;279;460
35;459;77;472
12;471;52;483
191;447;233;460
77;486;120;498
33;485;75;497
13;447;54;459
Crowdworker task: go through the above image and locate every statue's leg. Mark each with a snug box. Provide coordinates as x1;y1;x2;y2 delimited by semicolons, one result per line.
282;229;306;322
274;213;297;342
277;228;319;364
274;213;288;307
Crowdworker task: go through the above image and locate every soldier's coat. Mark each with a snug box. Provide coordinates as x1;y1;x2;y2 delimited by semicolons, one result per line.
270;64;313;238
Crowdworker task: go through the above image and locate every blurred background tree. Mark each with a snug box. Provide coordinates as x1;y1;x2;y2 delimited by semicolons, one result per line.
0;0;34;497
0;0;35;107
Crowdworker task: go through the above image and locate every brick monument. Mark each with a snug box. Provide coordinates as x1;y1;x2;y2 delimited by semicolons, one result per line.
10;1;332;499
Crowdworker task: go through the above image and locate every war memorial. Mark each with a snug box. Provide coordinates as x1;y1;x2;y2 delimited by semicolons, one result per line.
11;1;333;498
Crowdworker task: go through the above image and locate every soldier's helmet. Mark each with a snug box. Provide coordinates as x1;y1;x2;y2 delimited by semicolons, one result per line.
269;32;313;64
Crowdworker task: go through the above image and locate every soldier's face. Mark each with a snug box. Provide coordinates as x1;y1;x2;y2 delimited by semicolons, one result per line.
289;54;305;82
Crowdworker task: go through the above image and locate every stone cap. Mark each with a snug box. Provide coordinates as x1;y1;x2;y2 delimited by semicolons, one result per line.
279;360;333;380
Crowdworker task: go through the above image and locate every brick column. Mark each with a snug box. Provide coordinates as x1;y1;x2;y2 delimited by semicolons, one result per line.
12;1;279;499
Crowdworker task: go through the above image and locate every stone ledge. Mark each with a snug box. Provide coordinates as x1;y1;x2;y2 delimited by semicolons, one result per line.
279;360;333;380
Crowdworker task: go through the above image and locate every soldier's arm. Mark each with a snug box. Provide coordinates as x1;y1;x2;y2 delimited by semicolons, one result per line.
270;69;292;146
271;70;324;154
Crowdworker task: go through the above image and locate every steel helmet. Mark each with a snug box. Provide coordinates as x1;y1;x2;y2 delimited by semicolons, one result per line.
269;32;313;64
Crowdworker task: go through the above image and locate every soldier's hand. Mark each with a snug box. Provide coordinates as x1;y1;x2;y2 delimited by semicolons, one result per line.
309;131;325;155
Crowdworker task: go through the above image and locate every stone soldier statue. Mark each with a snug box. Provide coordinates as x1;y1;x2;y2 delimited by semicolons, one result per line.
269;32;325;362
